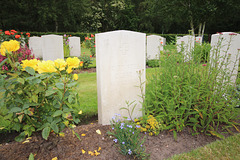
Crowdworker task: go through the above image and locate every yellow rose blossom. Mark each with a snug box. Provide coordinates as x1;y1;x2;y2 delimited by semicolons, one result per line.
66;57;80;68
9;40;20;52
37;60;57;74
54;59;67;71
21;59;40;71
73;74;78;80
0;47;6;56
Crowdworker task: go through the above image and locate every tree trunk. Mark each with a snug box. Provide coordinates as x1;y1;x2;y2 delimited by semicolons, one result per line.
55;20;58;33
198;23;202;36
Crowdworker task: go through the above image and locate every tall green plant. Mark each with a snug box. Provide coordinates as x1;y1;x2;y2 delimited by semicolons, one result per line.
145;41;240;138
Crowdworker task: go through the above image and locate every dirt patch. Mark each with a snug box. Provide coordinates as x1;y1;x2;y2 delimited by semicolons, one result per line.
73;68;96;74
0;119;239;160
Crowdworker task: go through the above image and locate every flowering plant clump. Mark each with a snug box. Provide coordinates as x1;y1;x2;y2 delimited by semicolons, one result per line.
84;34;96;57
0;40;36;73
0;56;81;141
63;34;71;57
0;29;30;46
107;114;149;159
79;53;93;69
134;115;166;136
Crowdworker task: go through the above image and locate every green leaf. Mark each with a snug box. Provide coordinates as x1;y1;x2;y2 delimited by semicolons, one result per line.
17;78;25;84
67;81;78;87
45;90;57;96
173;130;177;141
0;58;8;67
56;83;64;90
68;95;73;103
28;153;34;160
53;110;63;117
25;67;36;75
42;127;50;140
50;123;59;133
9;107;21;113
15;132;26;142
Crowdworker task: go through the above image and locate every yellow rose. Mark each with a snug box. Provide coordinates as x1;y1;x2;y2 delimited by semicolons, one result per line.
54;59;67;71
0;47;6;56
21;59;40;71
66;66;73;74
37;60;57;74
66;57;80;68
9;40;20;52
73;74;78;80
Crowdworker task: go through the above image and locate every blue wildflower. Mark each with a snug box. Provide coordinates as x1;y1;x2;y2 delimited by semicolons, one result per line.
132;132;134;134
136;125;140;128
122;142;125;144
113;139;118;143
128;149;132;155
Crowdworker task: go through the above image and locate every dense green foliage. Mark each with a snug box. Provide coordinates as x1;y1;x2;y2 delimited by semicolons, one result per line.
1;0;239;34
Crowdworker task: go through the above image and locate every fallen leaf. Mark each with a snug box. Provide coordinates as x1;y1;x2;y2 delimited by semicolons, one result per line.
59;132;65;137
96;129;101;135
52;157;58;160
98;147;101;151
88;151;94;156
81;133;86;136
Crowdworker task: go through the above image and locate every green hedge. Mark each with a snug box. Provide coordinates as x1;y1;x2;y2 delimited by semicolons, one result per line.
25;32;210;44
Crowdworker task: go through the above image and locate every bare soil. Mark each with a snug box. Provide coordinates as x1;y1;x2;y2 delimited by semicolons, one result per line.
0;116;239;160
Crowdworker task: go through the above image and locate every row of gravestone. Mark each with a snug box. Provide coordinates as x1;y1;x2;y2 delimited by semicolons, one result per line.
28;31;240;125
29;35;81;60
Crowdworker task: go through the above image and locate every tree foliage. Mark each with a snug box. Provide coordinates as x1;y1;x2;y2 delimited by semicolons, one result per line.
0;0;239;33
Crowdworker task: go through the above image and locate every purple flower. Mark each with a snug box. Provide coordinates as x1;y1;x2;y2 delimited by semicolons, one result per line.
113;139;118;143
128;149;132;155
120;126;123;129
112;127;114;130
132;132;134;134
122;142;125;144
136;125;140;128
127;118;131;121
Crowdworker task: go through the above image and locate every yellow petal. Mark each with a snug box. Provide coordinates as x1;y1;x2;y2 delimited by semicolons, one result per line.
96;129;101;135
98;147;101;151
52;157;58;160
22;139;30;144
81;133;86;136
78;110;82;114
82;149;86;154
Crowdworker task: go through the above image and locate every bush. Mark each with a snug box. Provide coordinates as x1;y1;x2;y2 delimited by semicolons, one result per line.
0;55;82;141
144;41;240;138
79;54;93;69
84;34;96;57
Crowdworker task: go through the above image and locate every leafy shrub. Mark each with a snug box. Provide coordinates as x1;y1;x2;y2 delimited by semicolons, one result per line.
108;114;149;159
146;59;159;68
84;34;96;57
79;54;93;69
0;47;82;141
0;29;30;46
144;41;240;138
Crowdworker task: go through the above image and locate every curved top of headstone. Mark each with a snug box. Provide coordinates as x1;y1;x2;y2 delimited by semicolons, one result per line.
147;35;161;38
42;34;62;37
96;30;145;36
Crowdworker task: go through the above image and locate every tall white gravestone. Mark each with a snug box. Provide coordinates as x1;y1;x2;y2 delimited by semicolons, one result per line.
29;37;43;59
69;36;81;57
147;35;164;60
42;35;64;61
177;35;195;61
96;30;146;125
176;36;183;52
210;32;240;84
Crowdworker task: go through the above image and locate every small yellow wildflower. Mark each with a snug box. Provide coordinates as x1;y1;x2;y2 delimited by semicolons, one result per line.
54;59;67;71
98;147;101;151
52;157;58;160
78;110;82;114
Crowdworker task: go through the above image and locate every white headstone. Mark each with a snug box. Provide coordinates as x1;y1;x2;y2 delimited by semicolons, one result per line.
42;35;64;61
176;36;183;52
29;36;43;59
195;36;203;45
69;36;81;57
96;30;146;125
147;35;164;60
210;32;240;84
179;35;195;61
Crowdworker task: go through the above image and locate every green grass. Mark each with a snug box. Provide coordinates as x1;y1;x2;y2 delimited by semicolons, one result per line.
168;134;240;160
76;72;97;118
